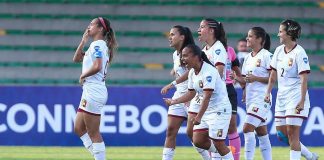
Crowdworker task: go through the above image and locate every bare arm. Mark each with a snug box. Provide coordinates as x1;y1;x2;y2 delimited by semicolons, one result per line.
164;90;196;106
232;66;246;88
246;74;270;84
296;73;308;111
161;70;189;95
73;30;89;62
79;58;102;84
193;90;212;125
216;65;224;78
265;70;277;102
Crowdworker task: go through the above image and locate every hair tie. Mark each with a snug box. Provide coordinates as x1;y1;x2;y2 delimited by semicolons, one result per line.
98;17;108;31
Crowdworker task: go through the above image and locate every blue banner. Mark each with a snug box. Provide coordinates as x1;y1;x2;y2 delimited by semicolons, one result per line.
0;86;323;146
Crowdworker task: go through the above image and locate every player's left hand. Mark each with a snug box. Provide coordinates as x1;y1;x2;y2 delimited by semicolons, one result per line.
296;100;305;112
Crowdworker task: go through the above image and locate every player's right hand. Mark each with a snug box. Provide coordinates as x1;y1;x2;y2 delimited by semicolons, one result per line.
81;29;89;44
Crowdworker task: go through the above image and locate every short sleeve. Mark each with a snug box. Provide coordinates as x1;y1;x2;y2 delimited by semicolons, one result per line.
296;49;311;74
264;51;272;70
214;47;227;66
202;70;216;91
188;69;194;90
241;55;249;76
270;47;279;71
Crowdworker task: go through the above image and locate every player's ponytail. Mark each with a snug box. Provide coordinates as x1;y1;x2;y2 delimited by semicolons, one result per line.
204;18;228;50
264;33;271;50
106;27;118;64
250;27;271;51
98;17;118;64
172;25;195;67
185;44;214;67
201;51;214;67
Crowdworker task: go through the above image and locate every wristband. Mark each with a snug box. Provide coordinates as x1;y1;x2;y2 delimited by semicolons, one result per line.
171;80;177;86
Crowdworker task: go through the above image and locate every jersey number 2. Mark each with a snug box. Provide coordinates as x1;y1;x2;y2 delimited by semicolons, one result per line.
280;68;285;77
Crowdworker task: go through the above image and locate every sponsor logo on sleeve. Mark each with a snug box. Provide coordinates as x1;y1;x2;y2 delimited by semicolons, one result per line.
303;57;308;64
206;76;212;82
215;49;221;55
93;46;103;58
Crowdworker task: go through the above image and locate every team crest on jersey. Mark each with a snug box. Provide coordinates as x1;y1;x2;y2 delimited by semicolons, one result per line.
81;99;87;108
215;49;221;55
288;58;293;66
303;57;308;64
256;59;261;67
206;76;212;82
252;107;259;113
217;129;223;137
199;80;204;88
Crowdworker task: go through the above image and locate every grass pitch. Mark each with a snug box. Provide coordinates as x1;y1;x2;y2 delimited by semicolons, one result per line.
0;146;322;160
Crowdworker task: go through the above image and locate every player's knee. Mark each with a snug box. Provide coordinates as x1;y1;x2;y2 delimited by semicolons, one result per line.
192;140;204;149
243;125;253;133
192;137;205;149
74;125;85;136
166;126;177;138
276;131;289;145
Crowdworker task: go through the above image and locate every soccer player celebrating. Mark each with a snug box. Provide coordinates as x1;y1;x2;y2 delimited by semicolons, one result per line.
164;44;234;160
161;25;210;160
198;18;241;160
73;17;117;160
235;27;273;160
265;19;318;160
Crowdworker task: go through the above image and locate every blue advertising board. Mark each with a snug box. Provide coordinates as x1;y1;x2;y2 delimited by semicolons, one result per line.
0;86;323;146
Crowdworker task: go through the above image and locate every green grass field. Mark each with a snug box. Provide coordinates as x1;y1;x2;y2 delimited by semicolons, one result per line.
0;146;322;160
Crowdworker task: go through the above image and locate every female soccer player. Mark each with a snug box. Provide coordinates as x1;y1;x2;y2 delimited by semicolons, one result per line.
73;17;117;160
265;19;318;160
160;25;210;160
236;27;273;160
197;18;241;160
164;44;234;160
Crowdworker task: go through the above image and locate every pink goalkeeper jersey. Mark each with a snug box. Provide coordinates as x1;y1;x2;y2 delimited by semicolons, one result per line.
225;46;237;84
